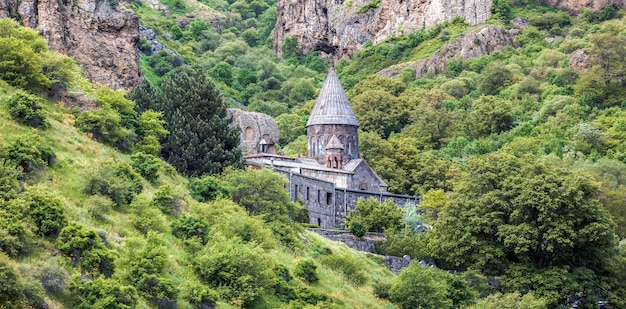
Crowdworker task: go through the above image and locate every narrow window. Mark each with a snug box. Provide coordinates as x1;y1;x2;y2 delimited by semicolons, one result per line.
326;192;332;205
317;218;321;227
295;185;298;199
306;187;309;201
317;190;320;203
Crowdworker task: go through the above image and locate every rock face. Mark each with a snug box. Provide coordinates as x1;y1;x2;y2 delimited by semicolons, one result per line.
228;108;280;155
0;0;141;89
543;0;625;12
378;25;517;79
273;0;493;60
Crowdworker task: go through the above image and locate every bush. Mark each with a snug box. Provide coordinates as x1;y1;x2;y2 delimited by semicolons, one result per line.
84;195;114;220
295;259;319;284
6;134;55;173
193;238;277;305
0;159;20;201
372;280;391;299
171;215;210;245
188;175;229;202
319;252;367;286
25;185;67;236
130;152;161;183
0;215;31;256
0;253;27;307
57;223;114;276
131;208;168;235
4;92;48;128
182;282;219;309
84;162;143;206
346;198;403;235
69;276;138;309
136;274;178;308
150;185;183;216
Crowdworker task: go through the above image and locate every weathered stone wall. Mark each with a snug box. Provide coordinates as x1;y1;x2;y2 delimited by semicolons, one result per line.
349;160;387;192
275;170;337;228
307;124;359;163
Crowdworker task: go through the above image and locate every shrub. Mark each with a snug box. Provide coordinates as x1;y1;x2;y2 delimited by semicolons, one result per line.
130;208;168;235
372;280;391;299
57;223;114;276
6;134;55;173
0;253;27;307
25;185;67;236
188;175;229;202
346;198;403;234
295;259;319;284
136;274;178;308
130;152;161;183
193;238;277;305
319;252;367;286
84;195;114;220
182;282;219;309
84;162;143;206
0;159;20;201
150;185;183;216
69;276;138;309
0;215;31;256
171;215;210;245
4;92;48;128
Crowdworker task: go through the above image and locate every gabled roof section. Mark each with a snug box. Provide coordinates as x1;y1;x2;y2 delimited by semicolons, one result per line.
325;135;344;150
306;68;359;127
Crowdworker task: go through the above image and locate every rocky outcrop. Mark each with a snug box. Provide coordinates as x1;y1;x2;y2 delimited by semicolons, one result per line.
273;0;493;60
542;0;625;12
1;0;140;89
378;25;517;79
569;48;590;71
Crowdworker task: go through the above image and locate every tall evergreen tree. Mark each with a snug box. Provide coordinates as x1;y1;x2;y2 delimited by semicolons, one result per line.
145;68;242;176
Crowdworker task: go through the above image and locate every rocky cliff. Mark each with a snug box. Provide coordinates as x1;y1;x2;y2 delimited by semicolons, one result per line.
543;0;625;12
378;25;517;79
273;0;493;60
0;0;140;89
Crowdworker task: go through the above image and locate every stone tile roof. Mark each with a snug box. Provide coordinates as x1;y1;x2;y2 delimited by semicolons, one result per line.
306;69;359;127
325;135;344;150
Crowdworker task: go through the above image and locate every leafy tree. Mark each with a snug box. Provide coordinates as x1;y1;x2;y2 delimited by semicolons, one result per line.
158;68;242;177
136;110;169;155
281;36;299;59
188;175;229;202
352;90;401;138
346;198;403;235
4;92;49;129
57;223;115;276
389;265;452;309
478;62;513;95
171;215;210;245
0;19;50;90
466;292;548;309
467;96;515;137
428;153;617;274
130;152;161;183
193;237;277;305
401;89;460;149
220;167;307;222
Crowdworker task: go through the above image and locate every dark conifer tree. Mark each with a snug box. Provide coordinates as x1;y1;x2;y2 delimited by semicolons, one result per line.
127;79;157;114
143;68;242;176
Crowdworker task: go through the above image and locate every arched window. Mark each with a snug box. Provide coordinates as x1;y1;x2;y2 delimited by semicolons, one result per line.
244;127;253;141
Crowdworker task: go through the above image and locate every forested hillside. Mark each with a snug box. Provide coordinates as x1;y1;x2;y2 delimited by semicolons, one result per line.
2;0;626;306
0;19;399;308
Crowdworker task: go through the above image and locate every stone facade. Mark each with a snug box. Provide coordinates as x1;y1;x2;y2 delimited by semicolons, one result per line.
239;69;419;228
227;109;280;155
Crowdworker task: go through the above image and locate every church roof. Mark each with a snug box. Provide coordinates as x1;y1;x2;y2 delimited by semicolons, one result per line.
325;135;344;150
306;69;359;127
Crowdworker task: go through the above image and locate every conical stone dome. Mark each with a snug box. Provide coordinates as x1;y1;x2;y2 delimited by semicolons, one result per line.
306;69;358;127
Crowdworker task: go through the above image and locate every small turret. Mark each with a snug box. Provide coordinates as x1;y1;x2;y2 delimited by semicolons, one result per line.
325;135;344;169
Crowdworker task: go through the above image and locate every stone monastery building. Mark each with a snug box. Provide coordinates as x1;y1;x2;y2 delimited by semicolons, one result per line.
231;69;419;228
